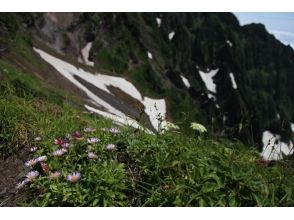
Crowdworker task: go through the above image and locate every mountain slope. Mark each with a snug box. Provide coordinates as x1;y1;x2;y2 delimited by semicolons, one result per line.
1;12;294;207
1;12;294;158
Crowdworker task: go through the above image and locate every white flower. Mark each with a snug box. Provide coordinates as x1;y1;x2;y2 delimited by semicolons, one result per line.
109;128;120;134
87;145;94;152
84;127;96;132
36;155;47;162
106;144;117;150
25;159;37;167
163;121;180;130
34;137;42;141
16;178;30;190
52;148;67;156
26;171;39;181
88;152;98;160
30;147;38;152
67;172;81;183
190;122;207;133
87;138;100;144
49;171;61;180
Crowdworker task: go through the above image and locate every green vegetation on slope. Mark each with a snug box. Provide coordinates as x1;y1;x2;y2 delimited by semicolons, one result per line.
1;61;294;207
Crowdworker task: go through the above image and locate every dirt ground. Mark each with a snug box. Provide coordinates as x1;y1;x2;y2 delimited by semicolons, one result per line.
0;147;31;206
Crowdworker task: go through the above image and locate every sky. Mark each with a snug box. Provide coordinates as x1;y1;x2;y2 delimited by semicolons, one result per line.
234;13;294;48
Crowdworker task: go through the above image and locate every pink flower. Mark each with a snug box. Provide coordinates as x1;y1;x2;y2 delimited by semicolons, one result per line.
106;144;117;150
40;162;50;174
88;152;98;160
109;128;120;134
25;159;38;167
67;172;81;183
72;131;82;139
87;138;100;144
52;148;67;156
54;138;64;146
26;171;39;181
16;178;30;190
61;143;70;148
49;171;61;180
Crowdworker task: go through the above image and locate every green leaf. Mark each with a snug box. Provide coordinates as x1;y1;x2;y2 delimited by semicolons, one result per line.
92;198;99;206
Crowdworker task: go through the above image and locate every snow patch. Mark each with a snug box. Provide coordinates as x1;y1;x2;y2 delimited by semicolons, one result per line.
147;51;153;59
78;56;83;64
261;130;294;160
156;17;162;27
168;31;175;40
223;115;227;124
85;105;153;134
207;93;216;101
229;73;238;89
180;75;191;88
226;40;233;47
142;97;166;131
198;68;219;100
291;123;294;132
81;42;94;66
198;69;218;93
33;47;166;132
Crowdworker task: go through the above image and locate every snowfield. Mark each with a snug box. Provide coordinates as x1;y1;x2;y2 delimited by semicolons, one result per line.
33;47;167;132
261;130;294;160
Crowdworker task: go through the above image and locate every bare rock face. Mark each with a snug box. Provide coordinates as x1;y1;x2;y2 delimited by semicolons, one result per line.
34;13;84;58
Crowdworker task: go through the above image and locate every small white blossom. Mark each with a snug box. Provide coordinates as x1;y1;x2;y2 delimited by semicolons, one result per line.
87;138;100;144
106;144;117;150
109;128;120;134
190;122;207;133
163;121;180;131
30;147;38;152
34;137;42;141
36;155;47;162
84;127;96;132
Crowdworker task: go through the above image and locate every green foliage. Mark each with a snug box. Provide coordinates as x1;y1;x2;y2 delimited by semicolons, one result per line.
2;61;294;206
0;61;77;157
129;64;164;97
